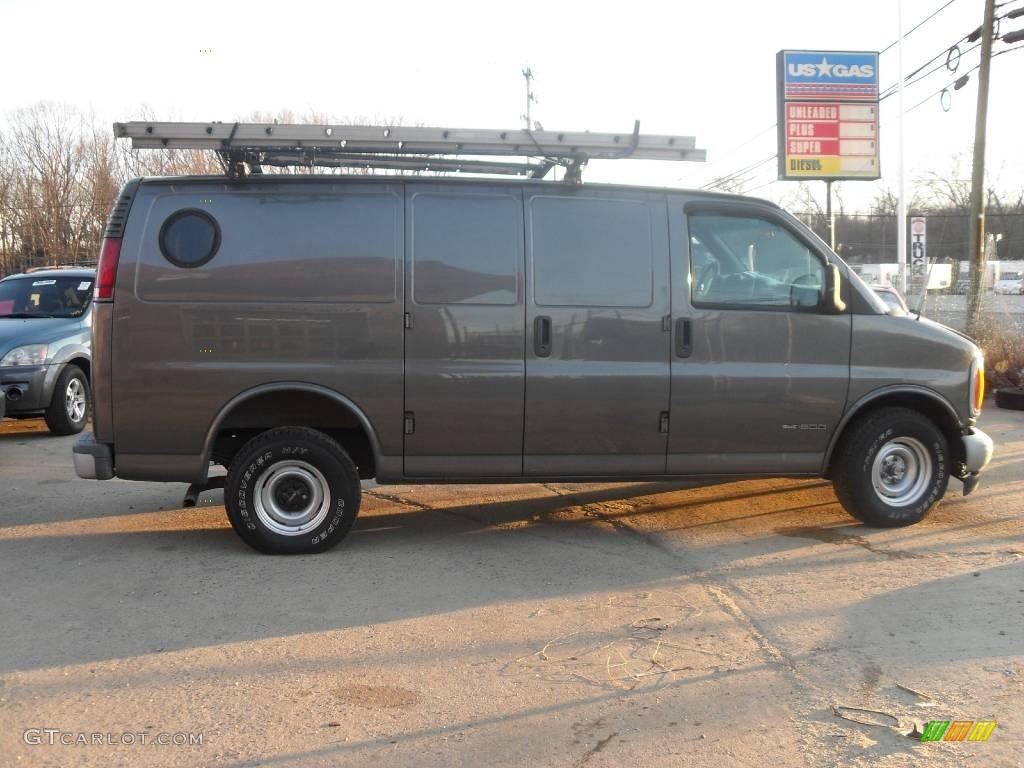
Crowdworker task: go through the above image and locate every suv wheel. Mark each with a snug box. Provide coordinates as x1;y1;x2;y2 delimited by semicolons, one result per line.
832;407;949;527
225;427;361;554
44;364;90;436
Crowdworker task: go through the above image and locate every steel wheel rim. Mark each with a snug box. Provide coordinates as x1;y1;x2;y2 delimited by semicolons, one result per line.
65;378;87;423
252;460;331;536
871;436;932;507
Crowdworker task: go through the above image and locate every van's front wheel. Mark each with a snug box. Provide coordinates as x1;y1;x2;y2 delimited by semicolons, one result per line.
832;408;949;527
225;427;361;554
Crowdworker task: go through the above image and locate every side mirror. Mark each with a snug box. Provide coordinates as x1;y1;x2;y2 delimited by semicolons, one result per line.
827;263;847;313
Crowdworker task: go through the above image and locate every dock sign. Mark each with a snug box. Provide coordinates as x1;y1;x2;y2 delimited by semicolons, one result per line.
777;50;880;181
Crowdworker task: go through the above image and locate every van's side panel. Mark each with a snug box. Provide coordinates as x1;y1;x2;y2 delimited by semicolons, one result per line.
403;184;526;476
112;181;404;481
523;188;671;475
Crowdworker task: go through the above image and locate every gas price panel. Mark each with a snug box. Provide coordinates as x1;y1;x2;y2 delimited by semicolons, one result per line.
776;50;880;181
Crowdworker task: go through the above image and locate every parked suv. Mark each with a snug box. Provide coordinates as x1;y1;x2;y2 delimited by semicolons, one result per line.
0;268;94;434
73;177;993;554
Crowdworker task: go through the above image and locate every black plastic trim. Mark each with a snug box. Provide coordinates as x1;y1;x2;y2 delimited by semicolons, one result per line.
158;208;222;269
103;179;141;239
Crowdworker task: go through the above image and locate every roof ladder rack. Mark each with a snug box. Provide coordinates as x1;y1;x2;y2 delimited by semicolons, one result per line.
114;120;706;182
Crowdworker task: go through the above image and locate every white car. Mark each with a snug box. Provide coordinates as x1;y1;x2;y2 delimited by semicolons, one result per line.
994;271;1024;295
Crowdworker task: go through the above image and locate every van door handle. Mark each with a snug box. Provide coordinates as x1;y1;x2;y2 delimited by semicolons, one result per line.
675;318;692;358
534;316;552;358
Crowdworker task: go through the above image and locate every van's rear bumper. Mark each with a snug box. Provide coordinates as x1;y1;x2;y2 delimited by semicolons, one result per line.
73;432;115;480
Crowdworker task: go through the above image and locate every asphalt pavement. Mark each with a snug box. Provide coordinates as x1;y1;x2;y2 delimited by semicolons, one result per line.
1;407;1022;767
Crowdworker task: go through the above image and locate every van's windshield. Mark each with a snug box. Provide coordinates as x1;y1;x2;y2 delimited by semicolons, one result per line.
0;276;94;318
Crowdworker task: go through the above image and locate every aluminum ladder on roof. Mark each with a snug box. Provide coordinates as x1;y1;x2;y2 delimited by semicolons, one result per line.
113;120;707;182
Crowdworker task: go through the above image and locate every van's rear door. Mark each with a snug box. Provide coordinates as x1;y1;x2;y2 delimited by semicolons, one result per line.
403;185;526;477
523;190;671;475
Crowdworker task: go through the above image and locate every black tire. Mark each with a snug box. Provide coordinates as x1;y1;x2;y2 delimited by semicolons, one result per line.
994;387;1024;411
225;427;361;554
832;407;949;528
44;364;90;436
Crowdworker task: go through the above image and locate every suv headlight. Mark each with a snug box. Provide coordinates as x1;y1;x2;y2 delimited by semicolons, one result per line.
0;344;49;366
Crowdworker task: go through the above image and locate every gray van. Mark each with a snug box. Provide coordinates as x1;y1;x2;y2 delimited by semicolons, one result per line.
72;176;993;554
0;268;94;434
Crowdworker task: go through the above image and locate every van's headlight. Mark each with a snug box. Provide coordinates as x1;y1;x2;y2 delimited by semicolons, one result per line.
969;355;985;416
0;344;48;366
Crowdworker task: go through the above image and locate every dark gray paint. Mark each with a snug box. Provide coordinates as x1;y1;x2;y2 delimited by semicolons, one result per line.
80;175;984;488
404;186;525;476
847;314;978;414
113;182;404;480
524;191;670;474
667;200;850;474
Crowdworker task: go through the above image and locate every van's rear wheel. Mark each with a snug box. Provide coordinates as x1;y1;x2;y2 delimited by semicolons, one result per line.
225;427;361;554
832;407;949;527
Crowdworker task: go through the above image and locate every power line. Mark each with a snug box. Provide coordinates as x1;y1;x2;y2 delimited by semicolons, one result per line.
700;123;777;170
878;41;982;100
880;0;961;54
906;41;1024;112
702;153;776;191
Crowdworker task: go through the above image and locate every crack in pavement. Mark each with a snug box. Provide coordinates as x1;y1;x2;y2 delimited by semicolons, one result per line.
774;526;926;560
576;730;618;767
363;487;642;557
540;486;832;756
369;483;833;747
363;489;433;512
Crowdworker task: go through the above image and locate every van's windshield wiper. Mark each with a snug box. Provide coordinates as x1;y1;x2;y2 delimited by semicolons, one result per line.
0;312;56;319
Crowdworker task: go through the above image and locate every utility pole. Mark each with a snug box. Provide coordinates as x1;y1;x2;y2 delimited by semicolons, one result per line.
897;0;907;293
967;0;997;336
825;180;835;250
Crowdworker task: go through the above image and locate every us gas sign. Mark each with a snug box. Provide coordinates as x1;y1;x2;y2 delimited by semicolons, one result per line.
777;50;881;181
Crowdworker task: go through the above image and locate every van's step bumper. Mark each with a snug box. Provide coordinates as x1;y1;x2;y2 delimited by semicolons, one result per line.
959;427;994;496
73;432;115;480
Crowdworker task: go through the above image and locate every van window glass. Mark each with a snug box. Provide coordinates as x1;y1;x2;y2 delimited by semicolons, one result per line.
412;194;519;305
140;192;400;303
531;197;652;307
688;214;824;309
160;210;220;268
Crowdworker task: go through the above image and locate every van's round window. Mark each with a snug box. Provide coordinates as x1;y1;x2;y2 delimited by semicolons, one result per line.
159;209;220;268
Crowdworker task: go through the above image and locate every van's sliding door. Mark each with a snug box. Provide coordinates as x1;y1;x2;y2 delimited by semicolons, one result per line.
523;191;671;476
402;185;526;477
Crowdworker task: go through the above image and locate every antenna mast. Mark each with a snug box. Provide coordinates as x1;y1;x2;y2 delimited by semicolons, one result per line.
521;68;538;129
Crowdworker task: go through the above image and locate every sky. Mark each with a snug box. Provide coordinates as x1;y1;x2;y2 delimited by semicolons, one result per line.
1;0;1021;213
